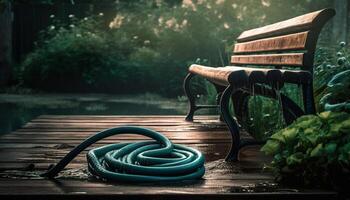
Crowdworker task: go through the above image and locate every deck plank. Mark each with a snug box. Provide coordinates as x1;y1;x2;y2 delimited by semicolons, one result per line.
0;115;337;199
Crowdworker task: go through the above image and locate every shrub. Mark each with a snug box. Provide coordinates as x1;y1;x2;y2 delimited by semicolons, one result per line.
261;111;350;189
20;15;123;93
314;42;350;112
19;3;227;96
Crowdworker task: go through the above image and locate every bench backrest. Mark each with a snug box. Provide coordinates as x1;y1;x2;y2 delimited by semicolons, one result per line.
231;8;335;72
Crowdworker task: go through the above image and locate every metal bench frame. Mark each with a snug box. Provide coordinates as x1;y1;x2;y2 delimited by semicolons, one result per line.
183;9;336;161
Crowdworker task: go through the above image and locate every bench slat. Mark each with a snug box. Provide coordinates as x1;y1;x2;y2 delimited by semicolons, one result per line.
237;8;335;42
231;53;304;66
234;31;309;54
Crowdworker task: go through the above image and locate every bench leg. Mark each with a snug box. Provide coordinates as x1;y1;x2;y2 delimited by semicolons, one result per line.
217;92;224;122
280;93;305;124
220;85;241;161
184;73;196;121
302;81;316;114
214;84;226;122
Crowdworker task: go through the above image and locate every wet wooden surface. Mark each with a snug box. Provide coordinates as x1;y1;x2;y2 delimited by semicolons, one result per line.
0;115;337;199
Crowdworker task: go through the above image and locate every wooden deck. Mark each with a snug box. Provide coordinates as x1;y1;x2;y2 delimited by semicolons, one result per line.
0;115;337;199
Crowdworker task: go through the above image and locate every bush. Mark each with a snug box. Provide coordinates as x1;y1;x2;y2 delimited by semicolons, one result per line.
261;112;350;189
21;15;122;92
314;42;350;112
19;1;239;96
260;42;350;190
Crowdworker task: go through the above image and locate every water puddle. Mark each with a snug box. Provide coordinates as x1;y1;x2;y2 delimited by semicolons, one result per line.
0;160;301;193
205;159;243;174
0;166;90;180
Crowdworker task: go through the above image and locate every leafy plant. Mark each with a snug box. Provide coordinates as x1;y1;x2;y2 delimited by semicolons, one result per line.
233;41;350;141
20;14;122;93
315;42;350;112
320;69;350;112
261;111;350;189
243;95;286;141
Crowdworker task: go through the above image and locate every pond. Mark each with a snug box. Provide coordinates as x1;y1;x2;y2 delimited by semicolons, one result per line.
0;93;214;135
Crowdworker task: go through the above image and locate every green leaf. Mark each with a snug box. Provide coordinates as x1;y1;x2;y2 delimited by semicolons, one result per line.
295;115;322;129
261;140;281;155
325;112;349;124
339;119;350;133
338;143;350;164
324;143;337;155
327;70;350;87
310;143;323;157
281;127;298;143
303;128;320;145
270;131;285;143
329;123;345;138
286;152;304;166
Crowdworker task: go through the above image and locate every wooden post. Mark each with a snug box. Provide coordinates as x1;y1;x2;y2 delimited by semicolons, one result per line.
333;0;349;43
0;0;13;86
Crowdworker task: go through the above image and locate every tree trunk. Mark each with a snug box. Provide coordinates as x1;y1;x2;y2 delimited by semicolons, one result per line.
333;0;349;43
0;1;13;86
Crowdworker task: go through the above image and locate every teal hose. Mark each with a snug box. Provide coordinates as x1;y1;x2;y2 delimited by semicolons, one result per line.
41;126;205;182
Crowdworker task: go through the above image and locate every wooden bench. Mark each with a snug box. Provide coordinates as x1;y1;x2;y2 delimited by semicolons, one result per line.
183;8;335;161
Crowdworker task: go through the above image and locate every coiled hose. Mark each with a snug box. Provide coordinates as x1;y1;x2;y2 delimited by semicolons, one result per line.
41;126;205;182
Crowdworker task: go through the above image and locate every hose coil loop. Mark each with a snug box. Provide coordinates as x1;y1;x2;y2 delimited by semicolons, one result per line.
41;126;205;182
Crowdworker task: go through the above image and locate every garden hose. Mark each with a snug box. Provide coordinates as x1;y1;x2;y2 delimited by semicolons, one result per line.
41;126;205;182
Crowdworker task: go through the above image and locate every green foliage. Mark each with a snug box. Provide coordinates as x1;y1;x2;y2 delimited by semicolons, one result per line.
18;0;334;96
315;42;350;112
261;112;350;188
261;43;350;188
20;15;122;92
20;0;234;95
235;40;350;141
243;96;284;141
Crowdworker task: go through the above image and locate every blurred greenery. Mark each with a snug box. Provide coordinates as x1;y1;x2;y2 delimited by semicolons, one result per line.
18;0;334;96
315;42;350;112
15;0;348;139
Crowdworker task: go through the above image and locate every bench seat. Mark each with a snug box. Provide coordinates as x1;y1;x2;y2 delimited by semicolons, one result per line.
189;64;312;87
